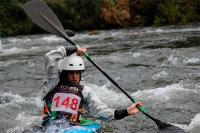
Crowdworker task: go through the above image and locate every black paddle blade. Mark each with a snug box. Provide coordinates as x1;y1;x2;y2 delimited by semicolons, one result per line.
156;120;187;132
144;112;187;132
23;0;67;37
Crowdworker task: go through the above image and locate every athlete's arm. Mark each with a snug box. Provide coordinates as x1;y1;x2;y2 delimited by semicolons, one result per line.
83;86;143;121
82;86;115;121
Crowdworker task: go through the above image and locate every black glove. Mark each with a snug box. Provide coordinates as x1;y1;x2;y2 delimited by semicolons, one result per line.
65;47;77;56
114;109;128;120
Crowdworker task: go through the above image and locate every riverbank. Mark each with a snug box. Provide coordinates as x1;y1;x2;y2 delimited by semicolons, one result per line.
0;0;200;37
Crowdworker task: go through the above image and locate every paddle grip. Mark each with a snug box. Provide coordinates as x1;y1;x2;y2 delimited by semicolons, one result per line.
132;99;148;113
137;105;148;113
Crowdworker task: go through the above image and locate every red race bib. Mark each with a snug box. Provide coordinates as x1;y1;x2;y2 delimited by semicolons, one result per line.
51;93;81;114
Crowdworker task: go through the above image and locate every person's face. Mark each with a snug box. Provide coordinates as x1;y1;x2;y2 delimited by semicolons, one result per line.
66;71;81;86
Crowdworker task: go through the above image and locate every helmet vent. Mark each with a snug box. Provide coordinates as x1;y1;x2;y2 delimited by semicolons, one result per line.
69;64;73;66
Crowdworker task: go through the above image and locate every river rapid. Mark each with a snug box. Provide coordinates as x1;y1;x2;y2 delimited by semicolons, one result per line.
1;25;200;133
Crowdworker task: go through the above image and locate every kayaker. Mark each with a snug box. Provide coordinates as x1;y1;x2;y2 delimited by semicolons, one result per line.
41;46;143;128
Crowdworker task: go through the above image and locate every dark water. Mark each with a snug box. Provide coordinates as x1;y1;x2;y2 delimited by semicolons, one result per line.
1;25;200;133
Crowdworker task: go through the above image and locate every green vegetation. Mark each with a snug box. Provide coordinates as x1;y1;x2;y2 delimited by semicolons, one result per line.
130;0;200;26
0;0;32;36
154;0;199;25
0;0;200;36
0;0;101;36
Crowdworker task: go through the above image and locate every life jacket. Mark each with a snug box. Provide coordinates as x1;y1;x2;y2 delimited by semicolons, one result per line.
42;82;85;126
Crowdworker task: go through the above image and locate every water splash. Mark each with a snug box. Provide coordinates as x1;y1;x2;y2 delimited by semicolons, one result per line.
83;83;125;107
163;113;200;133
132;83;199;102
41;35;64;42
133;52;142;58
7;112;41;133
183;57;200;65
152;71;169;81
0;92;25;107
188;113;200;133
167;55;179;65
0;91;43;108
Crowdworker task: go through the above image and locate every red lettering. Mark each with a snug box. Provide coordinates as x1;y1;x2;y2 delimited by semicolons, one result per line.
53;94;80;111
70;98;78;110
54;96;60;107
61;97;70;108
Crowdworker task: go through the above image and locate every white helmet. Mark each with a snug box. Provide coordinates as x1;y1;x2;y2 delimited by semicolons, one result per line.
58;54;85;72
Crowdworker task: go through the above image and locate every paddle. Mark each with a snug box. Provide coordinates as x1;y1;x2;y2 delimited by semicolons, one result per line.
23;0;186;131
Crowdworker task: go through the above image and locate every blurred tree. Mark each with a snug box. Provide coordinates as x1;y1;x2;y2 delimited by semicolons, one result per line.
66;0;101;29
0;0;32;36
100;0;131;27
129;0;162;26
154;0;199;25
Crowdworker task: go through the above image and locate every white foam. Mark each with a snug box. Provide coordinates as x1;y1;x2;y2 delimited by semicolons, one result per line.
133;52;141;58
3;47;26;54
2;92;43;132
7;38;22;44
168;55;179;64
72;32;106;41
83;82;125;107
7;112;41;133
188;113;200;133
0;92;26;107
0;59;26;67
82;82;199;107
24;91;43;108
132;51;153;58
180;27;200;32
0;91;43;108
41;35;64;42
170;123;189;132
152;71;168;80
163;55;200;66
144;27;200;34
132;84;197;102
6;38;31;46
30;91;43;108
155;29;164;32
15;112;41;123
183;57;200;65
98;54;128;64
0;46;44;57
